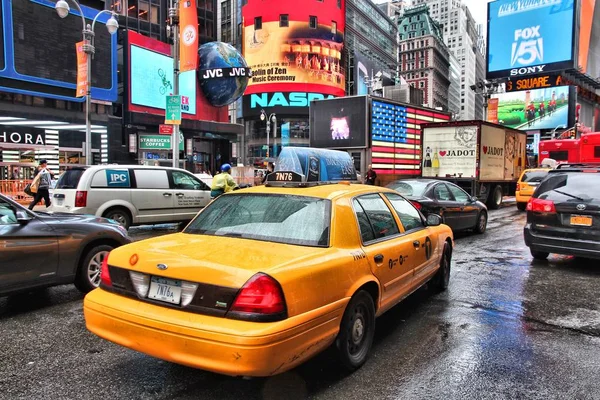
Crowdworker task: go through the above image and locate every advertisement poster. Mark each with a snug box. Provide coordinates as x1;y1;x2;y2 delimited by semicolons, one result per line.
309;96;367;149
480;125;506;181
491;86;569;131
179;0;198;73
487;98;499;123
76;41;88;98
130;45;196;114
244;21;345;95
487;0;576;79
422;127;478;179
275;147;357;182
355;52;395;96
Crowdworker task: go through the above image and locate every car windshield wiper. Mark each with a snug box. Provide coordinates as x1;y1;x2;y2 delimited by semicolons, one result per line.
553;190;587;201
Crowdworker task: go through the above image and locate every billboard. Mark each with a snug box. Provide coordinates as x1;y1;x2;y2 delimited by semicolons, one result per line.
487;0;577;79
0;0;117;102
244;21;345;96
309;96;368;149
491;86;570;131
354;52;395;96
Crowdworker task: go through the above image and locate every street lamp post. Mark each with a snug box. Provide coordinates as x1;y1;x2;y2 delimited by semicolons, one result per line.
55;0;118;166
470;80;500;121
260;110;277;160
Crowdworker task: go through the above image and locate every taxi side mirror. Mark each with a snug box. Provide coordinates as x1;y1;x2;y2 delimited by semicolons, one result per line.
426;214;442;227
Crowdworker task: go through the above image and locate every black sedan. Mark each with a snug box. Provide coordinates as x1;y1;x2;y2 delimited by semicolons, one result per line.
386;179;488;233
0;193;131;297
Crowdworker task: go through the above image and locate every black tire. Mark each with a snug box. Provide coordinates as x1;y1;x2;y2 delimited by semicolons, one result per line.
336;290;376;371
75;244;113;293
486;185;503;210
432;243;451;292
531;250;549;260
103;208;132;230
474;211;487;234
517;202;527;211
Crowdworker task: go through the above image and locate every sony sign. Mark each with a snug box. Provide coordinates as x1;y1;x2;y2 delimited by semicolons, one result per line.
0;127;46;146
250;92;336;109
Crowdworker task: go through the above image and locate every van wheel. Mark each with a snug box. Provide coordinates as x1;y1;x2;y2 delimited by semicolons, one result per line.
486;185;503;210
104;208;131;230
335;290;375;371
75;245;113;293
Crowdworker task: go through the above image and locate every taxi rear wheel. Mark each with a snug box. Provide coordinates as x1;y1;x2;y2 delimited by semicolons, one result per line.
336;290;375;371
432;244;451;292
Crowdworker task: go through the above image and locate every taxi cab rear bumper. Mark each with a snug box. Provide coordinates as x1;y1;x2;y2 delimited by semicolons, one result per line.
515;191;534;203
84;288;345;377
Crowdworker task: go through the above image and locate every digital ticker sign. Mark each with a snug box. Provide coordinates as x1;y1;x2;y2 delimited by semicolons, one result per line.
505;73;564;92
487;0;577;79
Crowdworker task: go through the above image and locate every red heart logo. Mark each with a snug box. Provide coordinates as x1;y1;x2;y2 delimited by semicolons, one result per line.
439;151;447;157
483;146;488;154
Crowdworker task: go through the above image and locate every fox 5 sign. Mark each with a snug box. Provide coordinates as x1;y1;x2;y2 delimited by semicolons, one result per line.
487;0;576;79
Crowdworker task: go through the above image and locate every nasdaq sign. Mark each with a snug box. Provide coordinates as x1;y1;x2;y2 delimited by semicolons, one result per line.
487;0;576;79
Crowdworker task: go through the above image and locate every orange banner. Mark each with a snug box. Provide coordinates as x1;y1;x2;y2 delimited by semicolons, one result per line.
179;0;198;72
487;98;499;124
76;41;88;98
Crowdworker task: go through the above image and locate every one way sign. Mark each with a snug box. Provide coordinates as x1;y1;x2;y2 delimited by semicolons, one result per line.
165;95;182;125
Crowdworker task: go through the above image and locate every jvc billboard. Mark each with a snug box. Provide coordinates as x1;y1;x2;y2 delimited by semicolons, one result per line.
487;0;577;79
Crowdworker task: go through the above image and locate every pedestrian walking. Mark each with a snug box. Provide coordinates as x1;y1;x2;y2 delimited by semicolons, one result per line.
29;159;54;210
365;164;377;185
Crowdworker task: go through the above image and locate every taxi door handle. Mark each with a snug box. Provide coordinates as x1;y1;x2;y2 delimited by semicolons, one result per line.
413;240;421;249
374;254;384;263
175;193;185;197
163;193;172;197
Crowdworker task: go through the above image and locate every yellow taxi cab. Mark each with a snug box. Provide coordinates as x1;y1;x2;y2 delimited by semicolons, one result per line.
83;148;454;377
516;168;551;211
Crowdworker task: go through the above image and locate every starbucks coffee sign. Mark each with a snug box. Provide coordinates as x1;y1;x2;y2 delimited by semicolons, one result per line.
0;126;46;146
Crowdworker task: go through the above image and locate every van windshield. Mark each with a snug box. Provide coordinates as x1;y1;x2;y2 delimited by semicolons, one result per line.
55;169;86;189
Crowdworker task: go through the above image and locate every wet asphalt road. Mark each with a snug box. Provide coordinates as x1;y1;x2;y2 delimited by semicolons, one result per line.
1;207;600;400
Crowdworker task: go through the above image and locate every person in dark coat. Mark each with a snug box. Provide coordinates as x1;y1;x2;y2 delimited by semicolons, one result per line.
365;164;377;185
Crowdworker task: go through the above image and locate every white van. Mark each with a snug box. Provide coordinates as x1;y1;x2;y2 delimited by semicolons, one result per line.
50;165;212;229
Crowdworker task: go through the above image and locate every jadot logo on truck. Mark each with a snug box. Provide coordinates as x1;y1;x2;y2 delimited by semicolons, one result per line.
482;146;504;156
437;149;476;158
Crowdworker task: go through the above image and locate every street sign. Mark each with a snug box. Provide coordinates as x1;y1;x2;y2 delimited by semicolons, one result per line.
165;95;182;125
159;124;174;135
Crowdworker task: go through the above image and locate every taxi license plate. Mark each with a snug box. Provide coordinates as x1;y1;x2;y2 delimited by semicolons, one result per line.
148;277;182;304
570;215;592;227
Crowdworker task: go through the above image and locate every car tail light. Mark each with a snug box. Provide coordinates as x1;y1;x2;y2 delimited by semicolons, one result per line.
75;191;87;207
129;271;150;297
516;183;521;191
411;201;422;210
100;253;112;287
180;281;199;307
228;273;287;321
526;198;556;213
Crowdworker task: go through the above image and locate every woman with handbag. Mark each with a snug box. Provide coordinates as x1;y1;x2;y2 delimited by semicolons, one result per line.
28;160;54;210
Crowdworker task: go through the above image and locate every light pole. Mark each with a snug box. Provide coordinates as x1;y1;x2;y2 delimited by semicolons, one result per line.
260;110;277;160
167;0;180;168
55;0;118;165
470;80;500;121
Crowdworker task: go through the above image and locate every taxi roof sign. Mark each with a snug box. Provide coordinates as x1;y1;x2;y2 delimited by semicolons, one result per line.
266;147;359;187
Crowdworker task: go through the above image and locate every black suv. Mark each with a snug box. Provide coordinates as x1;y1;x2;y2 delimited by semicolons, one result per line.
524;163;600;260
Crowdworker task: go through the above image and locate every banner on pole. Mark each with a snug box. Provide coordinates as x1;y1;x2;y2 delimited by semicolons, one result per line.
179;0;198;72
487;98;499;124
76;41;88;98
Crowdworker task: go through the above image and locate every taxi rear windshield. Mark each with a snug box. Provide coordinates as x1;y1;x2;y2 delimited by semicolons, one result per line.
521;170;548;183
185;194;331;247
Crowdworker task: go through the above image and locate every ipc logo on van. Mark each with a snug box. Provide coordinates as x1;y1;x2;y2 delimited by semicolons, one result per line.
106;169;130;188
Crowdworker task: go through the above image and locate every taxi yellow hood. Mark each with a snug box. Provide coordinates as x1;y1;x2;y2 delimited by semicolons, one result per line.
107;233;328;288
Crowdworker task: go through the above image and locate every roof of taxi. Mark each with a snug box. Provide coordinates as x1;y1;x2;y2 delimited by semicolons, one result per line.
233;183;397;200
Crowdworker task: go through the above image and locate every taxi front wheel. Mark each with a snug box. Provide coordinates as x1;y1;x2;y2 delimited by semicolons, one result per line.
336;290;375;371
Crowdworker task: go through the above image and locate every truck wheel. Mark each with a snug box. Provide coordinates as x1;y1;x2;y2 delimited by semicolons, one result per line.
486;185;503;210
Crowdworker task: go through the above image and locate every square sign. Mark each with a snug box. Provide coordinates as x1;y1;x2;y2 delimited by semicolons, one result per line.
166;95;182;125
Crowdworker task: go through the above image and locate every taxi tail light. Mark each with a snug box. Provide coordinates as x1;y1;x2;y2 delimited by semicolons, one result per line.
411;201;422;210
527;198;556;214
100;253;112;287
516;183;521;192
75;191;87;207
228;273;287;321
180;281;199;307
129;271;150;297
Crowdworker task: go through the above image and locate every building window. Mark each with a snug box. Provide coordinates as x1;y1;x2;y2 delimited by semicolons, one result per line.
279;14;289;27
309;16;318;29
419;82;425;88
332;21;337;34
338;0;342;8
254;17;262;30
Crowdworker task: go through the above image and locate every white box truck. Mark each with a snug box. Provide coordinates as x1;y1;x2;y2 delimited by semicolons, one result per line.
421;121;527;209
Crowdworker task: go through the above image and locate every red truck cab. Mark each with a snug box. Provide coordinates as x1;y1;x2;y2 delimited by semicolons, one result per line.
580;133;600;162
539;138;581;164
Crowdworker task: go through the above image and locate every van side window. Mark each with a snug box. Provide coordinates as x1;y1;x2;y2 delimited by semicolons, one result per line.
134;170;169;189
91;169;131;188
171;171;207;190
